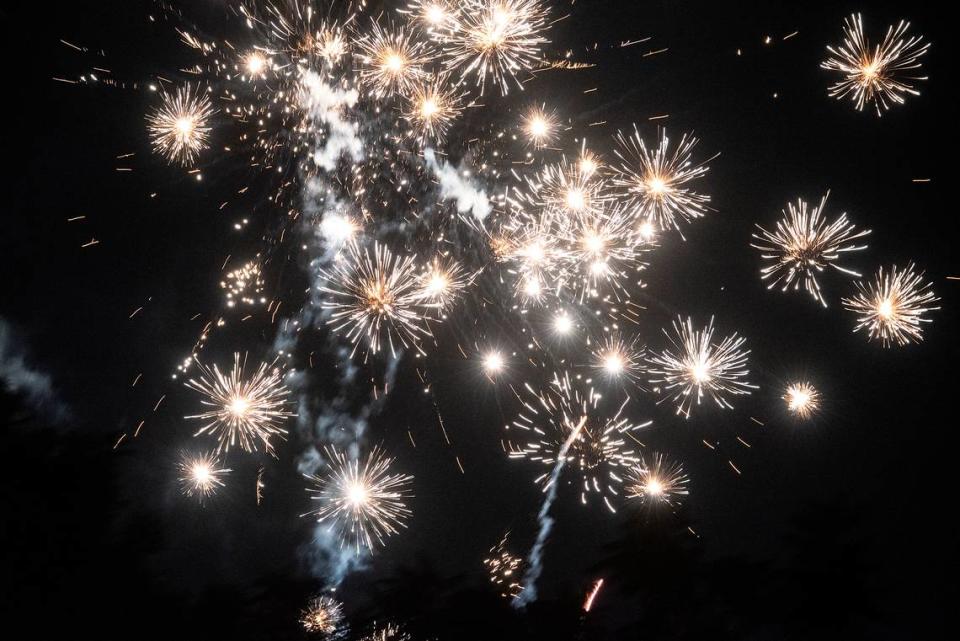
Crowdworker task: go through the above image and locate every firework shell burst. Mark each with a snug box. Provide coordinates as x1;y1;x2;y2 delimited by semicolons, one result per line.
300;594;346;636
146;84;216;166
842;263;940;347
625;452;689;509
177;451;231;501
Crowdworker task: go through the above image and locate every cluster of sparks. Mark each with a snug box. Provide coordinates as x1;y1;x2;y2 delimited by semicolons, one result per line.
483;532;525;599
783;382;821;420
304;446;413;553
842;263;940;346
221;260;267;308
146;85;215;166
625;453;689;508
300;595;345;636
177;451;231;500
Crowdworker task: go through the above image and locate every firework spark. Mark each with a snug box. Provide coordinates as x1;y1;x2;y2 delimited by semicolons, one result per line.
300;595;345;636
521;104;558;148
221;260;266;308
591;333;644;381
417;255;474;310
356;21;434;97
185;353;293;454
612;127;712;234
484;532;525;598
402;77;463;142
842;263;939;346
358;624;411;641
822;13;930;116
304;446;413;553
146;85;215;166
752;192;871;306
647;317;755;417
441;0;550;94
320;242;435;357
178;451;231;500
784;381;820;419
625;452;689;508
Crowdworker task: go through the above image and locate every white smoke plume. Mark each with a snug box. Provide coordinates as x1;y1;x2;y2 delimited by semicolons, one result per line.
0;317;68;421
300;72;362;171
423;148;493;222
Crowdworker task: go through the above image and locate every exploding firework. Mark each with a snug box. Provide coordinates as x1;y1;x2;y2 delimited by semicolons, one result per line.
146;85;215;166
784;382;820;419
822;13;930;116
752;192;871;307
177;451;231;500
402;77;464;143
611;127;712;234
521;104;559;148
319;242;435;357
625;452;689;508
484;532;525;598
185;353;293;454
591;333;644;381
441;0;550;95
646;317;755;418
562;204;650;299
300;595;345;636
356;21;435;98
416;255;475;310
358;623;411;641
221;260;267;308
304;446;413;553
509;373;649;511
842;263;939;346
518;158;607;218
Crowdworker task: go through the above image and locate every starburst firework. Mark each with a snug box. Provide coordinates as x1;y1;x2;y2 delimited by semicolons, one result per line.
304;446;413;553
647;317;755;417
177;451;231;500
784;382;820;419
146;85;215;166
402;77;463;142
842;263;939;346
752;192;871;306
185;353;293;454
625;453;689;508
356;21;435;97
300;595;345;636
822;13;929;116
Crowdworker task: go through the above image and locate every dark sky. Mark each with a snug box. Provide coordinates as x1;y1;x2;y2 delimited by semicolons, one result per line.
2;1;957;639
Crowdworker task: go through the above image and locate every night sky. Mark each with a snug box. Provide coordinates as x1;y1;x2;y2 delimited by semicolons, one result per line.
2;1;957;639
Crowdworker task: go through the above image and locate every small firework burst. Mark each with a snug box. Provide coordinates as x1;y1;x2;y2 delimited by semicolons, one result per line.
356;21;435;97
822;14;930;116
521;104;559;148
243;50;271;77
563;204;650;299
319;242;434;357
177;451;231;500
304;446;413;553
509;373;649;511
611;127;712;234
416;255;475;310
482;350;506;375
221;260;266;308
591;333;644;381
359;623;411;641
752;192;871;307
625;452;689;508
185;353;293;454
518;158;607;218
300;595;345;636
402;1;458;32
402;77;464;142
784;382;820;419
484;532;525;598
146;85;215;166
647;317;755;418
499;213;564;304
319;212;362;247
442;0;550;95
842;263;939;346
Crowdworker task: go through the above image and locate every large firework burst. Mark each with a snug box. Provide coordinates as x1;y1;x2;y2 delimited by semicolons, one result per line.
646;317;755;418
185;353;293;454
319;242;435;357
146;85;216;166
304;446;414;553
842;263;939;346
752;192;871;307
611;127;712;234
177;451;231;500
625;452;689;508
822;13;930;116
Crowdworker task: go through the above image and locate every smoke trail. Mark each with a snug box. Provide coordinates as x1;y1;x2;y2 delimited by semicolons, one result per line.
423;148;492;222
300;72;362;171
513;415;588;608
0;317;68;421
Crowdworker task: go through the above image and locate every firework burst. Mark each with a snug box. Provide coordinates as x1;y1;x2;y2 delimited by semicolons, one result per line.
300;595;345;636
784;381;820;419
177;451;231;500
319;242;435;357
625;452;689;508
842;263;939;346
304;446;413;553
416;255;475;310
611;127;712;234
402;77;464;143
521;104;559;148
484;532;525;598
591;333;645;381
646;317;755;418
752;192;871;306
185;353;293;454
356;21;435;98
146;85;215;166
822;13;930;116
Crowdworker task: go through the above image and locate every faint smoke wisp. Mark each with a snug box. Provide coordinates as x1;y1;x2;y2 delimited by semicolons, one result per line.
0;317;68;422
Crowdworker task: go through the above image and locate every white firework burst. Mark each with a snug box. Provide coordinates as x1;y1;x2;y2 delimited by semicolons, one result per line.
842;263;939;346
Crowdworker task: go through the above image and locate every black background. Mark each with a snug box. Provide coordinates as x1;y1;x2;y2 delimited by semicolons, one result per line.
2;1;957;639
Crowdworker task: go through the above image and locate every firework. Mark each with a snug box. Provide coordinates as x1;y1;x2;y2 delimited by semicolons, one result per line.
822;14;930;116
402;77;464;143
300;595;345;636
304;446;413;553
484;532;525;598
784;382;820;419
221;260;266;308
499;213;564;304
518;158;607;218
752;192;871;307
646;317;755;418
356;21;435;97
177;451;231;500
625;452;689;508
509;373;649;511
416;255;474;310
562;204;650;299
842;263;939;346
146;85;215;166
402;1;459;32
185;353;293;454
358;624;411;641
521;104;559;148
441;0;550;95
482;350;506;375
319;211;362;247
611;127;712;234
319;242;435;357
591;333;644;381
